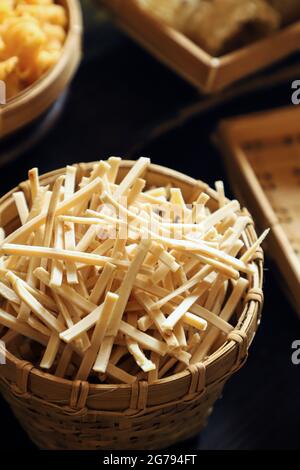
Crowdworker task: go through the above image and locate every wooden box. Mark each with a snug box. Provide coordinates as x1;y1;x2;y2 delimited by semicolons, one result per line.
216;106;300;315
101;0;300;94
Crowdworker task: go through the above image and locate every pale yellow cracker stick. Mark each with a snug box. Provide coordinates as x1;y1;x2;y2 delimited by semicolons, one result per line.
215;181;226;208
118;320;168;356
127;178;146;206
89;262;116;305
1;244;151;273
0;281;20;304
40;315;64;369
34;267;95;314
125;312;155;373
28;168;40;204
107;157;121;184
7;274;65;333
150;265;213;311
76;292;119;380
93;239;152;373
64;300;91;351
113;157;150;199
240;229;270;264
93;336;115;374
55;344;73;378
39;176;65;291
134;290;179;349
1;178;103;245
0;307;48;345
13;192;29;225
191;277;249;364
50;220;64;287
173;322;187;348
148;336;160;383
63;166;78;283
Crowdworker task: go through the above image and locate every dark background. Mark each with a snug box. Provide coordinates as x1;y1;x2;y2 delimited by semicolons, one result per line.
1;1;300;450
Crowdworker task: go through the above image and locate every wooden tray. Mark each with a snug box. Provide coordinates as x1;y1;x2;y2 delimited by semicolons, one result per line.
216;106;300;315
101;0;300;94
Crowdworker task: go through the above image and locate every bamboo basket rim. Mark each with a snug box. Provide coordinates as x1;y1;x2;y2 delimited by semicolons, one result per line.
0;161;264;408
0;0;82;118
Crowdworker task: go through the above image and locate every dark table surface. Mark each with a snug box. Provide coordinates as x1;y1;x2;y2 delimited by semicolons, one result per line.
1;0;300;450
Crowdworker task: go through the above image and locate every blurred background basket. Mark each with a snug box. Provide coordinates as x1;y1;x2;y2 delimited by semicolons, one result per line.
217;106;300;317
0;0;83;141
0;161;264;450
101;0;300;94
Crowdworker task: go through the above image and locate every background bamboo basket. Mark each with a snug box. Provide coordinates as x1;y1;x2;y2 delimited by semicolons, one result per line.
0;161;264;450
0;0;83;140
101;0;300;94
216;106;300;317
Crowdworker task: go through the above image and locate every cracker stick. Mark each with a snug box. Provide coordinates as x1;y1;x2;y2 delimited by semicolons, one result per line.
40;317;63;369
107;157;121;183
240;229;270;263
39;176;64;291
161;281;210;334
174;322;187;348
28;168;40;204
215;181;226;208
63;166;79;283
127;178;146;206
113;157;150;199
1;178;103;245
134;290;179;349
92;239;152;373
191;278;249;363
150;265;213;311
107;239;152;337
1;244;147;271
0;307;48;345
125;313;155;373
0;281;20;304
89;262;116;304
119;320;168;356
13;192;29;225
8;274;64;333
55;344;73;378
50;220;64;287
76;292;119;380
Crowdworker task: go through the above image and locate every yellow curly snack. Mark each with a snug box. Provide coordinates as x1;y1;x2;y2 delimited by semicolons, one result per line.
0;0;67;99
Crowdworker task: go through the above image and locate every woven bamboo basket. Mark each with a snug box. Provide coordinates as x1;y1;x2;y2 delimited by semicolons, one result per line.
0;161;264;450
216;106;300;316
0;0;82;140
101;0;300;94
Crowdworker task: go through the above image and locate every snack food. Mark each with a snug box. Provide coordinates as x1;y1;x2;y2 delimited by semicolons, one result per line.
138;0;300;56
183;0;280;56
0;158;268;384
0;0;67;99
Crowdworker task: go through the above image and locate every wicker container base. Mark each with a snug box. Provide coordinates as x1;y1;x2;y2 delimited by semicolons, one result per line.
0;376;224;450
